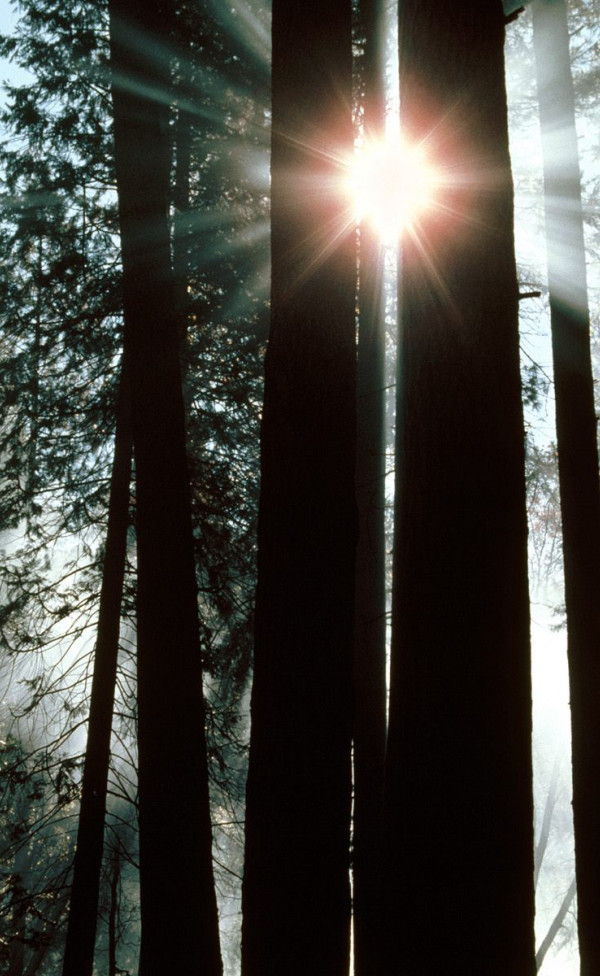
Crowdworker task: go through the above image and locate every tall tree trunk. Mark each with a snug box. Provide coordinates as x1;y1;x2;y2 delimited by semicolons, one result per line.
352;1;387;973
384;2;536;972
240;3;357;974
108;3;222;973
532;4;600;972
61;369;132;976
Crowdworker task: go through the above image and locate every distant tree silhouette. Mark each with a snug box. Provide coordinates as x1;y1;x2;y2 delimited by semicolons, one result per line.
533;2;600;972
241;1;357;973
384;2;536;971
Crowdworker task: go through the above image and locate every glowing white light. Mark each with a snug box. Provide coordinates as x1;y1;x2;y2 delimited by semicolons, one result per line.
348;136;440;243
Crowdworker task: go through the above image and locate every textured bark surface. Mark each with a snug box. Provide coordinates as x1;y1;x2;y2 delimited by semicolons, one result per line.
109;2;222;973
352;1;387;973
241;2;357;974
384;2;536;972
532;3;600;972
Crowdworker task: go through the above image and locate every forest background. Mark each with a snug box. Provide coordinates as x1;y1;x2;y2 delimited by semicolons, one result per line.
0;0;598;974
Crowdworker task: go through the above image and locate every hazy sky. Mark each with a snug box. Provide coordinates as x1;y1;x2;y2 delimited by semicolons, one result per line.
0;0;30;93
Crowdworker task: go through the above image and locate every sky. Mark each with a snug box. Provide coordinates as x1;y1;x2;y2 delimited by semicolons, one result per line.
0;0;30;94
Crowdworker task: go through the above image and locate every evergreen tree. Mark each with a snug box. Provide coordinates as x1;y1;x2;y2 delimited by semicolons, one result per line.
0;736;75;976
384;2;536;971
107;0;222;970
241;1;357;972
61;370;132;976
0;9;267;967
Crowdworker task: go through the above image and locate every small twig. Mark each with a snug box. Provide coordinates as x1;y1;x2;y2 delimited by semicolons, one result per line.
505;7;525;25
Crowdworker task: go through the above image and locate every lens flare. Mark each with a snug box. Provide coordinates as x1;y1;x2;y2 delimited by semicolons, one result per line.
348;136;440;243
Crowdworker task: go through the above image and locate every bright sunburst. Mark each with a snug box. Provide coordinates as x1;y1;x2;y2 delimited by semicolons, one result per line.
348;136;440;244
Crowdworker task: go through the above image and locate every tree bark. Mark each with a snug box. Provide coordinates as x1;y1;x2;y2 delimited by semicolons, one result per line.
532;4;600;973
108;2;222;973
384;2;536;972
241;2;357;973
352;1;387;973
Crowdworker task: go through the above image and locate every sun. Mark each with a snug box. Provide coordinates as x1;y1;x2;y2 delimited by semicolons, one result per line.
348;136;440;244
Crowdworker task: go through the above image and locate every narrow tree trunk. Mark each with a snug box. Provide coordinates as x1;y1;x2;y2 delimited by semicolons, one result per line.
352;1;387;972
173;17;193;343
108;845;121;976
534;761;560;889
26;236;43;526
108;3;222;973
241;2;357;973
384;3;536;972
61;369;132;976
536;878;577;971
532;5;600;973
7;842;27;976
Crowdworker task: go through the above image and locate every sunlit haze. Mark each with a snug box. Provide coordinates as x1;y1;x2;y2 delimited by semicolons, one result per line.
348;136;440;244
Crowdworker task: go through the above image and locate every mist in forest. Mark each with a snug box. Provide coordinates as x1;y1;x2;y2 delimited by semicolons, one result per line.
1;0;599;973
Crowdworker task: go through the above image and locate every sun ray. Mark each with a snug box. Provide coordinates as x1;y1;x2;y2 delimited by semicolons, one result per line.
345;134;443;245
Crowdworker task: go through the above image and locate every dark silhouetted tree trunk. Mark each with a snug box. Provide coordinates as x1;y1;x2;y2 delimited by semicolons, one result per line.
61;371;132;976
107;843;121;976
240;2;357;973
384;2;536;972
352;1;387;973
108;2;222;973
8;842;27;976
532;4;600;972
